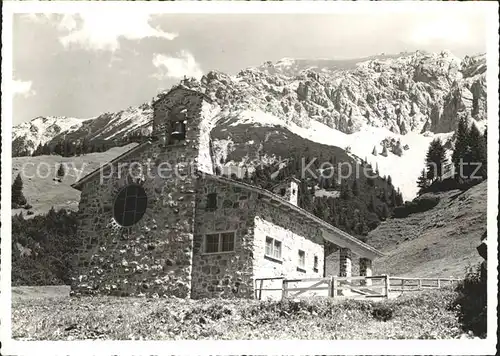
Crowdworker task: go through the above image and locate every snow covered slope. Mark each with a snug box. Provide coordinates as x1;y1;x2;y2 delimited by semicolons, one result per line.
12;116;92;156
210;108;453;199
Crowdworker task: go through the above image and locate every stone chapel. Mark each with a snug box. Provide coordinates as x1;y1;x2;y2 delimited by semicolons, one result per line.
70;86;383;298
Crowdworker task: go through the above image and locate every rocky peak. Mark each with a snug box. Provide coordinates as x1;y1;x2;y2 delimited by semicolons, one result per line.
13;50;487;158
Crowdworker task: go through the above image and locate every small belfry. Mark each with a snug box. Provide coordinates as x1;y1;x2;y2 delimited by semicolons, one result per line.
70;86;383;299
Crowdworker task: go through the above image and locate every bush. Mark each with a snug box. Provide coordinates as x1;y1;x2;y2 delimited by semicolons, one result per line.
12;208;79;286
420;177;483;195
452;264;487;337
393;196;440;218
372;305;394;321
24;204;33;210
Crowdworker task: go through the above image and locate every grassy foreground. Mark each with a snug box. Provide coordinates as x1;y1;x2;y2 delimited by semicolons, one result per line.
12;287;472;340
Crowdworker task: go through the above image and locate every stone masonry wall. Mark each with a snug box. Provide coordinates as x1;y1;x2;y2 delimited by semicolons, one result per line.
191;177;256;299
72;90;210;298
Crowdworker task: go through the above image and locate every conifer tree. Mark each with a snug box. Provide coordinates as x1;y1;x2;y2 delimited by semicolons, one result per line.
416;168;429;195
352;179;360;197
381;203;390;219
452;117;470;179
425;138;447;182
340;180;352;200
372;146;377;156
387;175;392;186
381;188;388;203
468;124;487;179
395;188;404;206
390;191;397;207
57;163;66;180
381;145;388;157
242;168;249;182
368;194;376;212
12;173;27;207
323;177;331;190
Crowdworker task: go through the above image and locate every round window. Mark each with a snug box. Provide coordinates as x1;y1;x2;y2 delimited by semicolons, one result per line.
113;184;148;227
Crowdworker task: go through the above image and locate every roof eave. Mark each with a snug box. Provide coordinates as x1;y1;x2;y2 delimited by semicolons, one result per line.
201;172;384;259
70;141;152;192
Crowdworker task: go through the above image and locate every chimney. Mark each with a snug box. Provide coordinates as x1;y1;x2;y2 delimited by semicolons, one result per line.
272;177;300;206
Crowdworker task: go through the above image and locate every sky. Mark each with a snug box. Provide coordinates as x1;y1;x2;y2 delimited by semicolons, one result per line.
11;9;488;125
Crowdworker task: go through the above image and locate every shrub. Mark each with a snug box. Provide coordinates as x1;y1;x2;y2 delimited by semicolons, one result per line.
12;208;79;286
393;196;440;218
24;204;33;210
452;264;487;337
372;305;394;321
420;177;483;195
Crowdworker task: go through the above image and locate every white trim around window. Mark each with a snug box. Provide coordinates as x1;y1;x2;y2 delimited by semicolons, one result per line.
264;236;283;262
203;231;236;254
297;249;306;271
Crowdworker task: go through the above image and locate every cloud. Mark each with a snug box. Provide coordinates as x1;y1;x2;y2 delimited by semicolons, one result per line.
152;51;203;80
25;13;178;51
12;79;35;97
409;18;472;45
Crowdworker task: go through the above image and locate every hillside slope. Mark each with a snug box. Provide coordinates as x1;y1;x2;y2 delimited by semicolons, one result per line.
370;181;487;278
12;144;136;216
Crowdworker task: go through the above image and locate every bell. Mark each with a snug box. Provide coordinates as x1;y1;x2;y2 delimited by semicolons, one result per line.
171;120;186;140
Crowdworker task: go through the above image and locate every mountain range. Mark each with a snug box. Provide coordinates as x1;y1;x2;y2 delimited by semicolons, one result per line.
12;50;487;199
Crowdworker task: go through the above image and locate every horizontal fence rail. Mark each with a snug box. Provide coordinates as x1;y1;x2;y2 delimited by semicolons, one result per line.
254;275;462;300
388;276;461;292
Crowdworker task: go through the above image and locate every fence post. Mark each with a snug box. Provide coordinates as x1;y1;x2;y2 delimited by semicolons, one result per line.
259;279;264;300
437;279;441;289
385;275;390;298
282;279;288;300
332;276;337;298
418;279;422;291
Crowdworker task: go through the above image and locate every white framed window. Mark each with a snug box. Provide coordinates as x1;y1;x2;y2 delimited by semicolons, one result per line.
313;255;319;272
203;231;235;254
265;236;282;260
298;250;305;269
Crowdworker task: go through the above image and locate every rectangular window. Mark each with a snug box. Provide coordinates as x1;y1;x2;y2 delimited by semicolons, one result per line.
273;240;282;259
221;232;235;252
298;250;305;269
265;237;273;256
265;237;282;261
207;193;217;211
205;233;219;254
204;232;235;254
313;255;319;272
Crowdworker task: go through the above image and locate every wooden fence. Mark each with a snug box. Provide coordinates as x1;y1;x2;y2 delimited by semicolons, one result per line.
388;276;461;292
254;275;462;300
